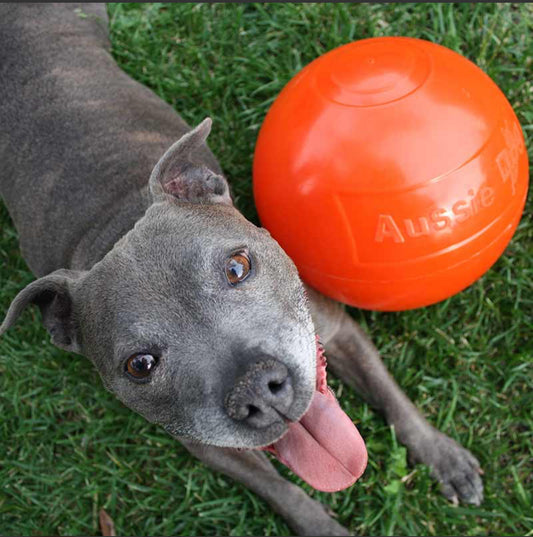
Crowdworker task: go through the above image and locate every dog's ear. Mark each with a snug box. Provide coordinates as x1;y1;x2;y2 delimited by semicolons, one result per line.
149;117;232;205
0;269;86;354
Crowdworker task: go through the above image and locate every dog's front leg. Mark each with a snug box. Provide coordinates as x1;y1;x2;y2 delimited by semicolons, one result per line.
180;440;350;536
306;287;484;506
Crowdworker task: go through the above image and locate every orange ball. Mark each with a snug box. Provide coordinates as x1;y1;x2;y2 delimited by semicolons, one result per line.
253;37;529;311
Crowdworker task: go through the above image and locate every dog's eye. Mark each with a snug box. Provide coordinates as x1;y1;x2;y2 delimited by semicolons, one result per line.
225;251;251;285
126;353;158;379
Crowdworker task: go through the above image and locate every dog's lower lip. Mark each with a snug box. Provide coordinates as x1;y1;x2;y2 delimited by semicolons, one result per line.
232;404;311;451
241;399;313;450
278;402;309;424
236;421;292;451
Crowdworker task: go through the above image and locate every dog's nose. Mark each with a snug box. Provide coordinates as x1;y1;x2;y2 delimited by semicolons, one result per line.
224;358;294;428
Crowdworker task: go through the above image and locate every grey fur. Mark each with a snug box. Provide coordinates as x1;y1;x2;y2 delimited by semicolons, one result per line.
0;4;483;535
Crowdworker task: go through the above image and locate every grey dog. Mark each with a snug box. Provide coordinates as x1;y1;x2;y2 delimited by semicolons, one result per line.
0;4;484;535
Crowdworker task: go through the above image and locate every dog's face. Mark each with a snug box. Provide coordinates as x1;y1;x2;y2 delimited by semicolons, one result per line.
0;119;317;449
78;201;317;448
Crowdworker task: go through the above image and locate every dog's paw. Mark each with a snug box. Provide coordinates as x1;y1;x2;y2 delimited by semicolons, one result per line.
414;430;484;506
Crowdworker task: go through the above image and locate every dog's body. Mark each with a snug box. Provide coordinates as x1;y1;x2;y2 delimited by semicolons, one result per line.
0;4;483;535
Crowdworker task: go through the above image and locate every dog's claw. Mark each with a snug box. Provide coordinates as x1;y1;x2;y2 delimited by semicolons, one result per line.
412;430;484;506
440;484;459;506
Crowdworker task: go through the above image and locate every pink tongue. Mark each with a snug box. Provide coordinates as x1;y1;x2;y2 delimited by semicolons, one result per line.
265;342;367;492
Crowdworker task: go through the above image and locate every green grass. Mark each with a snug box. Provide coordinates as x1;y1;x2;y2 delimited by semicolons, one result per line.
1;3;532;536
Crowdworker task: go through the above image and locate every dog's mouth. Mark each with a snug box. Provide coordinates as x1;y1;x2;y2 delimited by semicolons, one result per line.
260;339;367;492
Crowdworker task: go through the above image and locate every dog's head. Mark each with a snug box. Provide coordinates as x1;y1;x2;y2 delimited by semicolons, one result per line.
1;119;366;491
1;119;316;447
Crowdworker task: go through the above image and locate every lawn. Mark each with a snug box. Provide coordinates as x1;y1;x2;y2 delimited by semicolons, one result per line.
0;3;532;536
